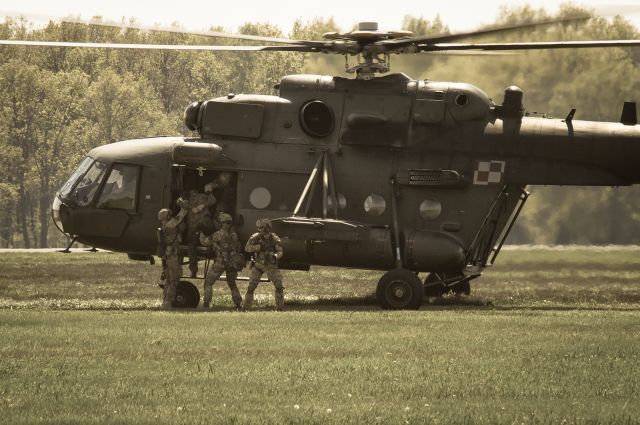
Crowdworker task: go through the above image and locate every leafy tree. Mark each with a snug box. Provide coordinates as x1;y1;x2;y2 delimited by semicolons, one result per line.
290;17;343;76
30;70;89;247
401;15;449;37
83;69;175;146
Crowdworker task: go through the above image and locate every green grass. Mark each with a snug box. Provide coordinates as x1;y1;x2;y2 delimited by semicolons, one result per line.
1;248;640;424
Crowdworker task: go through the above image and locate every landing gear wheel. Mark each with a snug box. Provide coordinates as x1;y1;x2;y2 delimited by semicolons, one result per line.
173;281;200;308
424;273;471;297
376;269;424;310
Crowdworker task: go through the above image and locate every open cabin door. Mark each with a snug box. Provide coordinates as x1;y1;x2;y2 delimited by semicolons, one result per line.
169;165;238;223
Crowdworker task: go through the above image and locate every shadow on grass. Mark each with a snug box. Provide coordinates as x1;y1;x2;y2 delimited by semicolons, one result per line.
2;294;640;312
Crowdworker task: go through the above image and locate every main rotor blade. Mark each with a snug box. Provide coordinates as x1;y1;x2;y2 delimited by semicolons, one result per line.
59;16;323;46
421;40;640;52
421;50;518;56
2;11;322;47
381;14;590;49
0;39;317;52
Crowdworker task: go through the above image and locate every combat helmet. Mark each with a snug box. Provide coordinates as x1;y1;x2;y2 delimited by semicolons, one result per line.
256;218;271;231
218;172;231;186
157;208;172;221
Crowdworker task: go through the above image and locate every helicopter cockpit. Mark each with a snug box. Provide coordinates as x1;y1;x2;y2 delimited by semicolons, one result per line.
52;137;226;254
54;158;140;210
52;157;145;243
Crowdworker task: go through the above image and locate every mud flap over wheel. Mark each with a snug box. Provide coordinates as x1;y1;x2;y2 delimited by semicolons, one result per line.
376;269;424;310
173;281;200;308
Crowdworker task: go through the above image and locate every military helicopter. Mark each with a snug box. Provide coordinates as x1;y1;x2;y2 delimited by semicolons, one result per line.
3;16;640;309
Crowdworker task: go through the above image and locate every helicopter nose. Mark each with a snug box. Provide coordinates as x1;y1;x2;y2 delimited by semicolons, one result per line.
51;195;66;234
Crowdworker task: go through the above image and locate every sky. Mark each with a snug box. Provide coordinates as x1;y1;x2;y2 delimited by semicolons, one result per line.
2;0;640;35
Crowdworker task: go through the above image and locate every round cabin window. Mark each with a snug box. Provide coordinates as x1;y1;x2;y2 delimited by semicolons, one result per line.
300;100;334;138
455;94;469;107
364;194;386;216
419;199;442;220
249;187;271;209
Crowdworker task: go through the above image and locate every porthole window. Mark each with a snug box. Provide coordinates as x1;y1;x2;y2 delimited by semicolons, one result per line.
455;94;469;107
364;194;386;216
300;100;334;138
327;192;347;210
419;199;442;220
249;187;271;209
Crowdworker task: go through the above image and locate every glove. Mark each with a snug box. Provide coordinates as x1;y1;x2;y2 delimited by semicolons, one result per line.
176;197;191;209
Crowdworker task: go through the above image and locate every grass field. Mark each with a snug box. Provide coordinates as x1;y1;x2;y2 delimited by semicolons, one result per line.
1;248;639;424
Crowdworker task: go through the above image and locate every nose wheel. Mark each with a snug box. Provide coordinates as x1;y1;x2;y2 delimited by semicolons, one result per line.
173;281;200;308
376;269;424;310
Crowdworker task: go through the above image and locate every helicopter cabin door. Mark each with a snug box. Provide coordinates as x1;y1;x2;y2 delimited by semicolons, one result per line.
170;166;238;224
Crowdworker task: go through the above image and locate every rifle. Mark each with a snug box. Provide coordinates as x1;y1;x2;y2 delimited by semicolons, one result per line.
257;233;278;265
156;227;166;258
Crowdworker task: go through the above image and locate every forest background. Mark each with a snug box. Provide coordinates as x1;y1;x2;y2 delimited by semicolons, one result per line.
1;4;639;248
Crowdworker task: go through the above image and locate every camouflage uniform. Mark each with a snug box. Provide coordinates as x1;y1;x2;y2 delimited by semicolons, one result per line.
205;173;233;229
243;219;285;311
158;206;188;309
200;213;243;308
186;189;216;277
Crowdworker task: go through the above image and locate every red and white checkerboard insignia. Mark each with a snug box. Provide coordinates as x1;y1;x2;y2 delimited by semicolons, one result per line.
473;160;506;185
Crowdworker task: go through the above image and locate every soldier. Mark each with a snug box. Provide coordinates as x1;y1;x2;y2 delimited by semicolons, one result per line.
157;200;189;309
186;186;216;277
243;218;285;311
199;213;244;309
205;172;233;228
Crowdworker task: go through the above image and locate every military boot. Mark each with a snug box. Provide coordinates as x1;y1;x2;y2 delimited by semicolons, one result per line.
275;291;285;311
230;288;242;310
243;291;254;310
203;285;213;308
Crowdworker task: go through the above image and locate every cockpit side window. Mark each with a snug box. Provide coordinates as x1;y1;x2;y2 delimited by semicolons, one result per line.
58;157;93;199
73;160;108;207
96;164;139;211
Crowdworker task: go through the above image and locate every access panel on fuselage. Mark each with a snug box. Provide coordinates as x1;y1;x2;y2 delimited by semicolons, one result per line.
341;94;412;147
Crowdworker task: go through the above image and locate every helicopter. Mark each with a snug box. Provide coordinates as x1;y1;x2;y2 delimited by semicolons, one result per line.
3;16;640;310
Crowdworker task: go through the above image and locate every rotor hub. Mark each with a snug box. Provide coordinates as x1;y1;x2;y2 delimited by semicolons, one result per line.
323;22;413;43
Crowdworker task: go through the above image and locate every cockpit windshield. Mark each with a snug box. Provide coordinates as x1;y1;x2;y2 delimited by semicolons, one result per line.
58;157;93;199
71;160;108;207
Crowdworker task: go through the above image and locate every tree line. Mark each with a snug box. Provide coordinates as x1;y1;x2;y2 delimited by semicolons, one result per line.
0;6;639;247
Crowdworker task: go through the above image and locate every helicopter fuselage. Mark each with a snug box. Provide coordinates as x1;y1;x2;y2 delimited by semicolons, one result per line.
54;73;640;276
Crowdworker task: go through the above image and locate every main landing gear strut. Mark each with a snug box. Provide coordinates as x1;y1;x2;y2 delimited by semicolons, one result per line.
374;177;481;310
375;178;425;309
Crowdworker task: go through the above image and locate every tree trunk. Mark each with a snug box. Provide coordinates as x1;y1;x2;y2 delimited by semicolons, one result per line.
17;183;31;248
39;191;50;248
0;215;11;248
